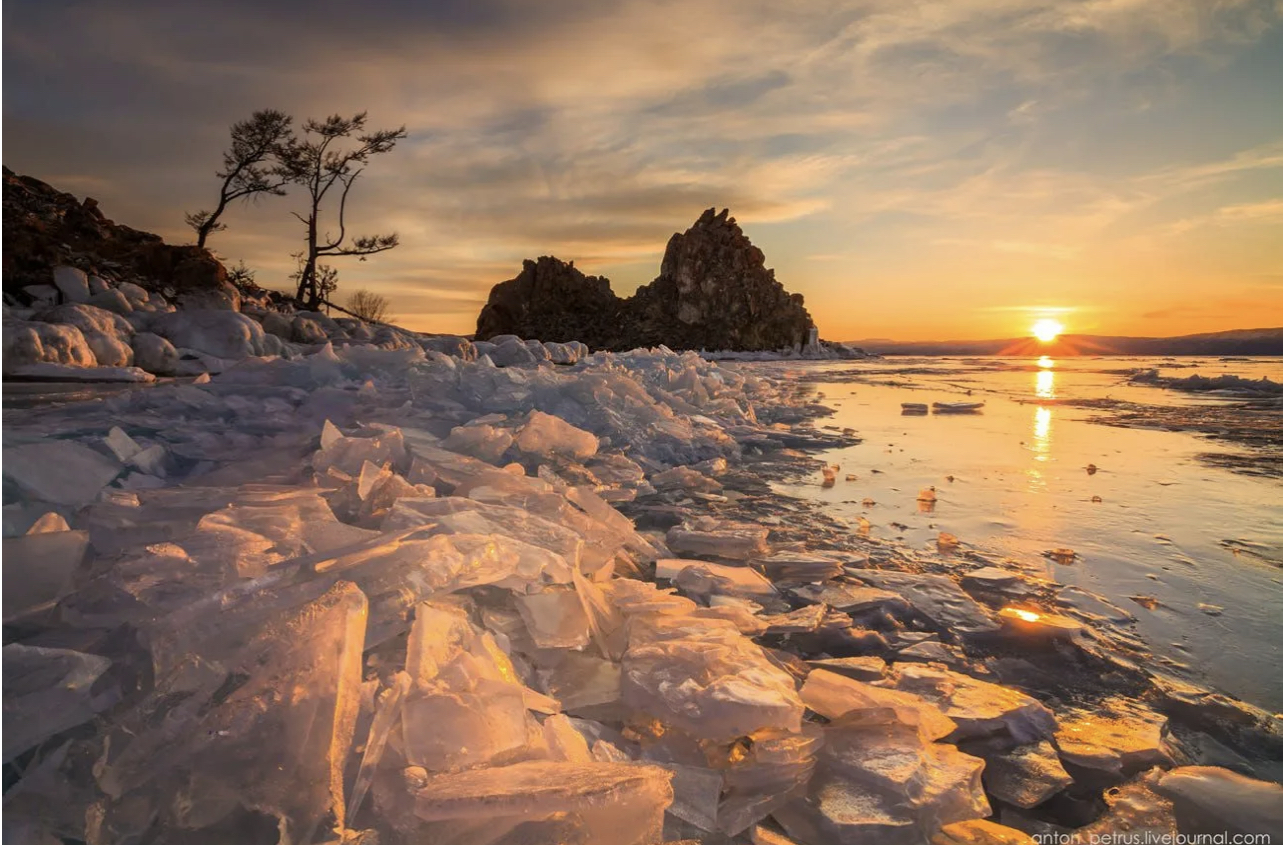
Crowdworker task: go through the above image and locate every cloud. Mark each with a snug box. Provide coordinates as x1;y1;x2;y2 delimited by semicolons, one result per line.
2;0;1278;335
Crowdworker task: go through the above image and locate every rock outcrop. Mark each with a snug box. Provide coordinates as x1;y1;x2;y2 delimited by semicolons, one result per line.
476;208;817;352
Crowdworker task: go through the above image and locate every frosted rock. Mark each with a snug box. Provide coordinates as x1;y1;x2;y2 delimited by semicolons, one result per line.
848;570;1000;637
1054;700;1172;776
149;309;268;359
622;614;803;742
515;410;599;461
3;319;96;369
667;518;770;560
33;303;135;367
52;266;90;302
96;582;368;843
3;645;114;761
87;288;133;315
981;741;1073;809
658;558;777;601
1154;766;1282;837
801;669;957;741
773;712;990;845
887;665;1057;743
442;423;515;464
4;440;121;506
544;341;579;364
131;331;179;374
410;760;673;845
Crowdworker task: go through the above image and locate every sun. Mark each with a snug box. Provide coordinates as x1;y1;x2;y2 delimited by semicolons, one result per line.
1031;319;1064;343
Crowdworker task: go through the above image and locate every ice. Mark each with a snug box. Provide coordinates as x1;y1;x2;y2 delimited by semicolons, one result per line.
347;672;411;825
3;645;115;761
887;664;1058;744
667;517;771;560
3;529;89;620
26;512;71;534
1153;766;1282;837
441;423;515;464
542;713;594;762
754;551;845;585
933;819;1040;844
515;410;599;461
800;669;957;741
657;558;777;601
792;581;908;613
4;440;121;506
104;426;142;461
1054;699;1172;777
312;422;409;476
773;708;990;845
847;570;1000;637
401;602;543;772
95;581;367;843
980;741;1073;809
516;587;593;648
622;614;804;742
409;760;673;845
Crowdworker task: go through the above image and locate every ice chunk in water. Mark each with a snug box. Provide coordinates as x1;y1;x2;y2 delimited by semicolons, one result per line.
2;529;89;620
3;645;114;762
514;410;599;461
801;669;957;741
410;760;673;845
667;517;770;560
887;664;1058;744
4;441;121;506
622;614;803;742
773;709;990;845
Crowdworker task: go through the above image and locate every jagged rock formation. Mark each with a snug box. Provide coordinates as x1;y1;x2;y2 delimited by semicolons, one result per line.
476;208;817;352
475;256;625;348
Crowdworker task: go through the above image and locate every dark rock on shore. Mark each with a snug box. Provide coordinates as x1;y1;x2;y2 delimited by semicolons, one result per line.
476;208;817;352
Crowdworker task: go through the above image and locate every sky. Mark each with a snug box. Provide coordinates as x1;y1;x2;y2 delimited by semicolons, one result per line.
4;0;1281;340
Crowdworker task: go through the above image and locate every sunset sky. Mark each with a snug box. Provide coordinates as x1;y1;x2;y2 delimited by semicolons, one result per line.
4;0;1280;340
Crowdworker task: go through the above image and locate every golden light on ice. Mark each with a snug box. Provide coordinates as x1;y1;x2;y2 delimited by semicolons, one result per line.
1031;319;1064;342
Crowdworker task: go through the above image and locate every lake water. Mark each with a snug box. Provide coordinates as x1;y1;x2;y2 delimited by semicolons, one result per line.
760;355;1283;711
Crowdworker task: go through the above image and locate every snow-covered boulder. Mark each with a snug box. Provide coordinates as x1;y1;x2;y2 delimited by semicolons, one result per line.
148;309;269;360
421;335;476;360
131;332;180;375
490;338;539;368
117;282;150;306
291;315;328;344
258;312;293;341
87;275;111;295
33;303;135;367
52;266;91;303
544;341;578;365
87;289;133;316
2;320;96;369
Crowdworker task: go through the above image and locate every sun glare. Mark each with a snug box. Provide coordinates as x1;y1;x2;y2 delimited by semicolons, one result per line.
1031;319;1064;343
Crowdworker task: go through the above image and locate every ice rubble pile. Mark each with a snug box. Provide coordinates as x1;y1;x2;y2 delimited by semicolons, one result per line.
3;343;1281;845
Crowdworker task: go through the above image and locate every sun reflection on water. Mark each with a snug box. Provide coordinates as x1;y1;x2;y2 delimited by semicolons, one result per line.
1036;369;1055;399
1037;355;1055;369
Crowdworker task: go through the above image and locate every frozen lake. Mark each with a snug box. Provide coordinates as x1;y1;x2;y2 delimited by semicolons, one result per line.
757;356;1283;710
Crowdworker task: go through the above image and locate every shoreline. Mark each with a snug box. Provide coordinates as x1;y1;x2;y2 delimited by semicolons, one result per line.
2;344;1280;842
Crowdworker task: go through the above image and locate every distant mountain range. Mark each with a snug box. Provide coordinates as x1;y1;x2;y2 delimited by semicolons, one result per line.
848;328;1282;357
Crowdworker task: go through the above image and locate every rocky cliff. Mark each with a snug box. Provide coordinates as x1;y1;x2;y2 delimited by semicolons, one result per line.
476;208;817;352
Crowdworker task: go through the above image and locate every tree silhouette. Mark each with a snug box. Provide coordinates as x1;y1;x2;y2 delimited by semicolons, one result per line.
277;112;406;308
185;110;293;248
